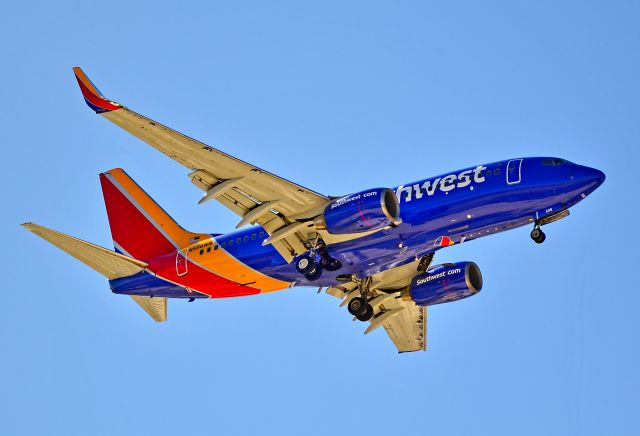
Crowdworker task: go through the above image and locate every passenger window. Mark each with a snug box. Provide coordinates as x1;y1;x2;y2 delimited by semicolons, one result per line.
228;240;233;247
236;238;242;244
207;247;211;253
244;235;249;242
494;169;500;175
251;233;256;240
485;170;491;177
199;249;204;255
259;231;265;238
222;242;226;248
214;245;219;250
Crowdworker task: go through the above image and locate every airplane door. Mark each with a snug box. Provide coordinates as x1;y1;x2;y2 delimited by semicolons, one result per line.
176;250;188;276
506;159;523;185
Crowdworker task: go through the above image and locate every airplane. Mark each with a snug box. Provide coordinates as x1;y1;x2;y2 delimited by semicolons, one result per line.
22;67;606;352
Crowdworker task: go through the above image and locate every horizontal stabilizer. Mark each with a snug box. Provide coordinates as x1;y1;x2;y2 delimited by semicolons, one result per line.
131;296;167;322
22;222;147;279
23;223;167;322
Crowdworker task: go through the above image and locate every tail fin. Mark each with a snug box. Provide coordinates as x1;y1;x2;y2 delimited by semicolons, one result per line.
100;168;207;261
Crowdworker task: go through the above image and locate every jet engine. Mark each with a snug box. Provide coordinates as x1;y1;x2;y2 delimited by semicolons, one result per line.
404;262;483;306
314;188;401;234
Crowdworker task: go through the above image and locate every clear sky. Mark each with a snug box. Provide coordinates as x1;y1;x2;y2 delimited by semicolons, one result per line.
1;1;639;435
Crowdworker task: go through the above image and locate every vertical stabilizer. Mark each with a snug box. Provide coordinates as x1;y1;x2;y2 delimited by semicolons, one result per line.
100;168;209;261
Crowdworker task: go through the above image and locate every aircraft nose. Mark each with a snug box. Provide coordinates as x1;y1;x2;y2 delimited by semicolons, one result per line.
572;164;606;189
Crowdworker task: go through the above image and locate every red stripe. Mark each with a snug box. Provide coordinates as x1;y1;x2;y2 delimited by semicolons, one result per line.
100;174;257;298
100;174;174;261
75;75;120;112
356;200;372;229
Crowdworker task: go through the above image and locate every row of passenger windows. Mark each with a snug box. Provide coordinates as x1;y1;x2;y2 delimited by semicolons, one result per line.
485;169;501;176
194;231;266;255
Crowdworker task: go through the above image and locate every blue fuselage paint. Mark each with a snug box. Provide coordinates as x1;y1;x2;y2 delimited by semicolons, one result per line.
222;157;604;285
110;157;605;296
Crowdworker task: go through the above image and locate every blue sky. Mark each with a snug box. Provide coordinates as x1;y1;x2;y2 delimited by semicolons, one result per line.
1;1;639;435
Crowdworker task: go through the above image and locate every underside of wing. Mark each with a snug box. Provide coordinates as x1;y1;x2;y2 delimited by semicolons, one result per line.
73;67;331;261
326;258;428;352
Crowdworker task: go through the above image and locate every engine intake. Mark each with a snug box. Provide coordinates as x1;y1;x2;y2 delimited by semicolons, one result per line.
404;262;483;306
314;188;401;235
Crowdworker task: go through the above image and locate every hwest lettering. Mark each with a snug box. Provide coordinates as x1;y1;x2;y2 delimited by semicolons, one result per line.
396;165;487;202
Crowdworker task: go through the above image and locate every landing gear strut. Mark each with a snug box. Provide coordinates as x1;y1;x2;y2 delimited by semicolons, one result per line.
530;224;546;244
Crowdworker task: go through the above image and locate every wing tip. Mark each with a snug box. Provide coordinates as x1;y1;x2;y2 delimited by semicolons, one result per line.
21;222;37;231
72;66;122;114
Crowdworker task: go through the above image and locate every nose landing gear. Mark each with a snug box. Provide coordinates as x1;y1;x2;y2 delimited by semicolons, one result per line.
530;224;546;244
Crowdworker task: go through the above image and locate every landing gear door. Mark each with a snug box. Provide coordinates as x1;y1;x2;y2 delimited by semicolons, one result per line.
507;159;523;185
176;250;188;276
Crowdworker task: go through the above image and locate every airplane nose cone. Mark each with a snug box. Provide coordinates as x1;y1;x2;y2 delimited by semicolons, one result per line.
573;165;606;189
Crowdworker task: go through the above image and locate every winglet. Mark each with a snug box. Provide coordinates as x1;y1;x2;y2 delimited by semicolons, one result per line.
72;67;122;113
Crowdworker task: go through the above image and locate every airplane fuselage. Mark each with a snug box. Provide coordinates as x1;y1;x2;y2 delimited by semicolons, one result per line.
109;156;605;299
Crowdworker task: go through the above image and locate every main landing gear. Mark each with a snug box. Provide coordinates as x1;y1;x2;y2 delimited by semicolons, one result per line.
347;296;374;321
346;276;374;322
295;254;323;281
530;223;546;244
294;240;342;281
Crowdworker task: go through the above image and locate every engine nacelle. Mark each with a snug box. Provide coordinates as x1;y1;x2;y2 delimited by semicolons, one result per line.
314;188;401;235
405;262;483;306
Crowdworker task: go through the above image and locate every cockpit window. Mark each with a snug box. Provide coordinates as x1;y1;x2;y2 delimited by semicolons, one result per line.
542;158;566;166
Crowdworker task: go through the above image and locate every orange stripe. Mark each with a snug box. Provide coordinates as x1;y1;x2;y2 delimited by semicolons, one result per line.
107;169;289;292
73;67;105;99
185;237;289;293
107;169;209;247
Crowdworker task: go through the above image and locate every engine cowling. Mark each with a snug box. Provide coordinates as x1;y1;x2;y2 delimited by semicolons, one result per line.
404;262;483;306
314;188;401;234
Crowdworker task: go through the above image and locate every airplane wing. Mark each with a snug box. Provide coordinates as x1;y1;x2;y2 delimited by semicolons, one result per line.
325;258;428;352
73;67;334;262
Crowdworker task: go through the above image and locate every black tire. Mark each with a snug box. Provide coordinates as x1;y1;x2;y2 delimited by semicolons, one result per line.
356;304;374;322
347;297;367;317
296;255;315;274
321;258;342;272
535;231;546;244
304;263;323;281
530;228;542;241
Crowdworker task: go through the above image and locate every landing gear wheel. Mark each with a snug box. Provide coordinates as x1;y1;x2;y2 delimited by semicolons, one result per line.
530;228;546;244
321;257;342;272
347;297;368;317
304;263;323;281
356;304;374;322
296;255;316;274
